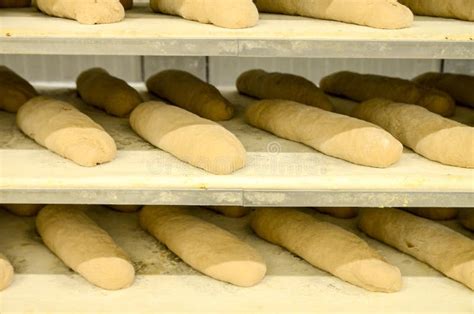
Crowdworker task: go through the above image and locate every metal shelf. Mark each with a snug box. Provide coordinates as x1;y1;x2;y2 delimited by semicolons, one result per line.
0;86;472;207
0;5;473;58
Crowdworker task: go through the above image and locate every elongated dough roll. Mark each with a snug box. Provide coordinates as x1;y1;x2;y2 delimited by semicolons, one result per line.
17;96;117;167
251;208;401;292
37;205;135;290
207;206;251;218
35;0;125;24
146;70;234;121
107;205;141;213
140;206;266;287
459;210;474;232
0;0;31;8
149;0;259;29
77;68;142;117
352;98;474;168
2;204;44;217
254;0;413;29
402;208;458;221
237;69;333;111
0;66;38;113
246;99;402;167
320;71;456;117
0;254;14;291
130;101;245;174
359;208;474;290
414;73;474;108
315;207;358;219
399;0;474;21
119;0;132;10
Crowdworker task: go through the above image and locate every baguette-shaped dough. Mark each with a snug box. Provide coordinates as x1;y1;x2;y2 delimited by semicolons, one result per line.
246;99;402;167
17;96;117;167
36;205;135;290
254;0;413;29
0;66;38;113
359;208;474;290
402;208;458;221
414;72;474;108
0;254;14;291
119;0;132;10
0;0;31;7
140;206;266;287
320;71;456;117
35;0;125;24
77;68;142;117
207;206;251;218
146;70;234;121
2;204;44;217
315;207;358;219
251;208;401;292
130;101;246;174
237;69;333;111
352;98;474;168
108;205;141;213
459;210;474;232
149;0;259;29
399;0;474;21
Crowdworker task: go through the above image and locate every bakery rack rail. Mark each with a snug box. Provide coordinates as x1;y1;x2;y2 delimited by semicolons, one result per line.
1;5;473;58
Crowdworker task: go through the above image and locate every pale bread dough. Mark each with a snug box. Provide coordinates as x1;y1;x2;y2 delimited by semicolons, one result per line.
0;254;14;291
399;0;474;21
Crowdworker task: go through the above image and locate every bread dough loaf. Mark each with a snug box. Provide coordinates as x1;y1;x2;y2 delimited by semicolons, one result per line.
315;207;358;219
207;206;251;218
119;0;132;9
237;69;333;111
254;0;413;29
140;206;266;287
2;204;44;216
246;99;402;167
0;66;38;113
320;71;456;117
414;73;474;108
251;208;401;292
359;208;474;290
459;210;474;232
352;98;474;168
147;70;234;121
77;68;142;117
402;208;458;220
149;0;259;29
0;0;31;7
108;205;141;212
17;96;117;167
0;254;14;291
399;0;474;21
35;0;125;24
130;101;246;174
36;205;135;290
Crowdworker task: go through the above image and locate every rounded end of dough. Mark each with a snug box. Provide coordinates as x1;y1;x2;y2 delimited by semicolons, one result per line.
0;258;14;291
108;205;142;213
205;260;267;287
209;1;259;29
366;1;413;29
77;257;135;290
74;0;125;24
418;92;456;117
3;204;43;217
446;261;474;290
105;89;143;117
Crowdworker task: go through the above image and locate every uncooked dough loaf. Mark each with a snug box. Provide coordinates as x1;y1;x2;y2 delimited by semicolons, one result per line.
0;66;38;113
246;99;402;167
251;208;401;292
459;210;474;232
140;205;266;287
146;70;235;121
130;101;246;174
414;72;474;108
359;208;474;290
36;205;135;290
0;253;14;291
254;0;413;29
149;0;259;29
119;0;132;10
207;206;251;218
399;0;474;21
17;96;117;167
0;0;31;8
237;69;333;111
2;204;44;216
352;98;474;168
315;207;358;219
35;0;125;24
320;71;456;117
108;205;141;212
77;68;142;117
402;208;458;220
